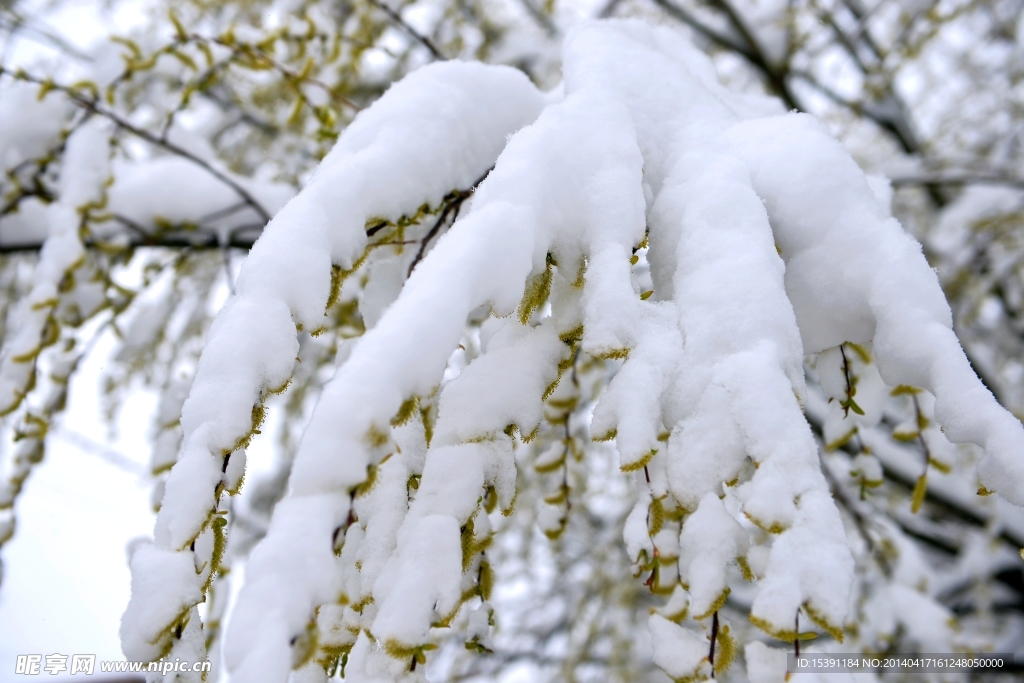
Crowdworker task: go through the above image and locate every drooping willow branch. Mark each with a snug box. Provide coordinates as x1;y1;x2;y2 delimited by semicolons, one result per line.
0;66;273;224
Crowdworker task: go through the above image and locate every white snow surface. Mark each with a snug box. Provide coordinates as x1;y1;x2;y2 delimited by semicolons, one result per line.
119;19;1024;683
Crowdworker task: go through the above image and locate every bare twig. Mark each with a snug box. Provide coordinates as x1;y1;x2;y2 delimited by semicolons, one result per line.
515;0;559;37
0;228;260;253
55;430;145;475
0;11;94;62
889;172;1024;190
649;0;753;60
653;0;799;110
365;0;446;60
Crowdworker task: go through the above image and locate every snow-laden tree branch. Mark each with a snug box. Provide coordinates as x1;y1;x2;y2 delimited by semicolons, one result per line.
118;19;1024;683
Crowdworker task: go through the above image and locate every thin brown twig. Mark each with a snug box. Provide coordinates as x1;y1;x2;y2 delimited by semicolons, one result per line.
406;192;465;277
407;168;491;276
709;611;719;677
365;0;446;60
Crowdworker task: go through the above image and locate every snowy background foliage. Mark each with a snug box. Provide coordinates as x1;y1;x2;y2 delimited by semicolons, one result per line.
1;0;1024;682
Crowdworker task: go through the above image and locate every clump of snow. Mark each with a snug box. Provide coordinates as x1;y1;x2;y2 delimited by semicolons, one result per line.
678;494;748;619
649;614;711;682
120;543;203;661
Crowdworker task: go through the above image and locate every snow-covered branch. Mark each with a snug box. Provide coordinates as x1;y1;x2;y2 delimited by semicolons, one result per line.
115;20;1024;683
